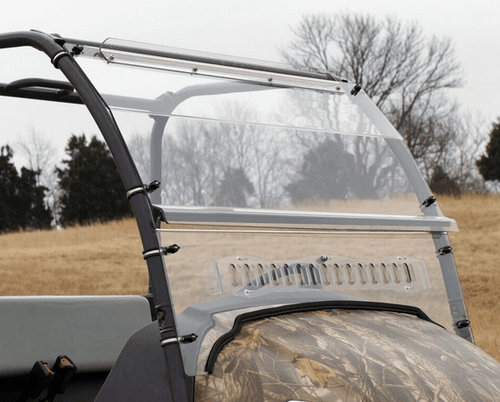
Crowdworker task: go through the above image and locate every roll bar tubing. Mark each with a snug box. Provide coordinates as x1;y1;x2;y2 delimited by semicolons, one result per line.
0;31;192;402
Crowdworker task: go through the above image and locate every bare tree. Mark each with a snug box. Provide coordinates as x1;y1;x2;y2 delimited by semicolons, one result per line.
446;112;488;193
281;13;464;169
16;127;57;188
215;103;292;208
128;132;150;183
16;128;60;223
127;102;294;208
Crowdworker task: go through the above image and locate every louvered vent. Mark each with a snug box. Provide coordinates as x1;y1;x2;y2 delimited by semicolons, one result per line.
206;255;431;294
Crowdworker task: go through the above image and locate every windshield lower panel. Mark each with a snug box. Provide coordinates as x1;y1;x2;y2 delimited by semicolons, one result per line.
162;228;452;330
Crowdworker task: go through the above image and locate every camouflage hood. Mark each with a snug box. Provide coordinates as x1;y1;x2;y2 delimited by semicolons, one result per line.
195;309;500;401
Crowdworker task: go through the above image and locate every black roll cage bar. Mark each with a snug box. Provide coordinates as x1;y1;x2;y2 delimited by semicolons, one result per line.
0;30;192;402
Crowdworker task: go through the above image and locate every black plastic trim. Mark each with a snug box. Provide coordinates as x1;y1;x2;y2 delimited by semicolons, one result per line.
205;300;443;373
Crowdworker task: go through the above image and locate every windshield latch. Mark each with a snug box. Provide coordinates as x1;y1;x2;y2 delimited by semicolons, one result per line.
160;333;198;347
70;45;84;56
145;180;161;193
438;246;453;255
163;244;180;255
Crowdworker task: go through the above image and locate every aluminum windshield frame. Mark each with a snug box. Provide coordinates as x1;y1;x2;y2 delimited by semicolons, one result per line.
157;205;458;232
63;37;343;93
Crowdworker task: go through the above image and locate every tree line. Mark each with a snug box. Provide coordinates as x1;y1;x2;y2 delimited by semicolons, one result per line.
2;12;500;233
0;134;132;234
4;112;500;235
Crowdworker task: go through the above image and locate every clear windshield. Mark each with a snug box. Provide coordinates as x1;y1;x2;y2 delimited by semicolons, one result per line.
74;48;455;330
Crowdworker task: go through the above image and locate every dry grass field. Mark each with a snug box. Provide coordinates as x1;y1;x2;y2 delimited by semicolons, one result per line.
0;194;499;362
0;220;147;295
438;194;500;363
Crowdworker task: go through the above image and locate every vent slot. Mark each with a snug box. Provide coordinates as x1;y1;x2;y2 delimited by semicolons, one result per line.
368;263;378;284
205;255;431;295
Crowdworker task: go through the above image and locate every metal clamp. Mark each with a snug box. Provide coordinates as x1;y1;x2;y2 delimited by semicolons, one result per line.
126;180;161;200
126;186;145;199
51;51;69;68
142;249;162;260
161;333;198;347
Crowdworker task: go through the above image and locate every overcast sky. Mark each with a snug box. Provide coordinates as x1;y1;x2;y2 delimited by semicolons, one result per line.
1;0;499;160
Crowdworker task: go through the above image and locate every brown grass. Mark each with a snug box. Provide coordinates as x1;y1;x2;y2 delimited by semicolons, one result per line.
0;219;148;295
438;194;500;362
1;195;499;362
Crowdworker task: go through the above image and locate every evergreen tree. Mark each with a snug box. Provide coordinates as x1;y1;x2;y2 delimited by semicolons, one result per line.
285;139;355;203
429;166;461;197
476;120;500;183
56;134;132;226
215;167;255;207
0;145;52;233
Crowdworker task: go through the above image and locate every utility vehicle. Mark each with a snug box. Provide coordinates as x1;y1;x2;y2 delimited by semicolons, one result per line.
1;30;500;401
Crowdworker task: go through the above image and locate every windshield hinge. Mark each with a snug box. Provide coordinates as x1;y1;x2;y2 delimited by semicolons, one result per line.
152;205;167;227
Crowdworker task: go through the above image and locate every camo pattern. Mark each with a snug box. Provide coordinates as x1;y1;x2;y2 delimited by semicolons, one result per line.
194;310;500;401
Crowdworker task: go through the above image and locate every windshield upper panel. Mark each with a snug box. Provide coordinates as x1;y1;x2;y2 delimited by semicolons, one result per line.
77;57;423;217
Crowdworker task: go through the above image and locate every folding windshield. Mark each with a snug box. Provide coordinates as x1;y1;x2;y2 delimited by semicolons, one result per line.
58;39;457;337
